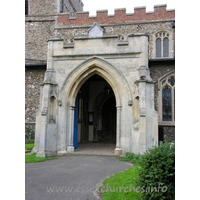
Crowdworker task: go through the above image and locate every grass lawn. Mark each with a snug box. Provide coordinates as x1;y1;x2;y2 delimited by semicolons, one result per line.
25;143;34;150
25;153;55;163
101;164;142;200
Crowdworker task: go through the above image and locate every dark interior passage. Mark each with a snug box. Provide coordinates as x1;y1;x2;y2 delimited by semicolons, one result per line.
74;74;116;148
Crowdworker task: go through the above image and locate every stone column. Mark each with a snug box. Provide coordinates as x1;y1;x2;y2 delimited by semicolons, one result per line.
67;106;75;153
138;81;147;154
115;106;122;155
36;115;47;157
36;83;50;157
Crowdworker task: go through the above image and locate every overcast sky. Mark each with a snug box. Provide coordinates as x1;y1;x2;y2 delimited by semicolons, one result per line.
83;0;176;16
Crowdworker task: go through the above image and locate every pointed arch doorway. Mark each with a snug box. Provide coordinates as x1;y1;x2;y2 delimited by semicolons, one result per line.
73;74;116;154
61;57;128;155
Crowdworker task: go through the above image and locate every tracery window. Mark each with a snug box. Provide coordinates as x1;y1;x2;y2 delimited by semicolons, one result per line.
156;32;169;58
158;72;175;122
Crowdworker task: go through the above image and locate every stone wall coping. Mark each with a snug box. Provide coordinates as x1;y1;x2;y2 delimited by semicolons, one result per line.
40;82;58;86
96;9;108;12
154;4;167;8
134;6;146;10
74;34;118;40
135;79;156;84
128;33;149;37
25;19;55;22
114;8;126;11
76;11;90;14
48;37;64;42
149;58;175;62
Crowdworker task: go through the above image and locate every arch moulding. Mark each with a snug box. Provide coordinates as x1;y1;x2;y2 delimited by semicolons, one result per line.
60;56;132;155
60;56;132;107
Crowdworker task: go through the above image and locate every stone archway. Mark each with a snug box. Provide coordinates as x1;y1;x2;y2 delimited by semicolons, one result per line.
35;34;158;157
60;56;132;155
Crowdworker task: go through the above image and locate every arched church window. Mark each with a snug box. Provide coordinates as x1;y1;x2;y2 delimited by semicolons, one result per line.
156;38;161;57
159;73;175;122
156;32;169;58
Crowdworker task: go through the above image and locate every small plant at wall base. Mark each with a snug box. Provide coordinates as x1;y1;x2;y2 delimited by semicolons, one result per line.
137;142;175;199
119;152;141;164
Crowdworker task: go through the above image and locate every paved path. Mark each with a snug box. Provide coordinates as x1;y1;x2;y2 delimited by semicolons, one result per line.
25;155;132;200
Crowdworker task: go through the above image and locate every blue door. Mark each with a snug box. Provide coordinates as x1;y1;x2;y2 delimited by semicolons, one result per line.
73;95;78;148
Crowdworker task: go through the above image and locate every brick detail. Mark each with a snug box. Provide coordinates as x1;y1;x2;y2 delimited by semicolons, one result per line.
57;5;175;26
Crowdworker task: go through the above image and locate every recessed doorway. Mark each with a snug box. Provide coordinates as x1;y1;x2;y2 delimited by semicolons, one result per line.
73;74;116;154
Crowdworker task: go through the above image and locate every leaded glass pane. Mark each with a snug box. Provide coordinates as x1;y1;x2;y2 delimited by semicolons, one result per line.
162;85;172;121
163;38;169;57
168;76;175;86
156;38;161;58
162;80;166;85
174;88;175;121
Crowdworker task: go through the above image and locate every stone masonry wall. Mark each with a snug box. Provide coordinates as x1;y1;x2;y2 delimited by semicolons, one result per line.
25;17;55;62
149;61;175;143
56;20;175;59
25;66;46;123
26;4;175;61
29;0;57;15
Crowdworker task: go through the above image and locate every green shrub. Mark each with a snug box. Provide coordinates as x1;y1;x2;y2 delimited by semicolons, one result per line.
137;142;175;200
25;128;35;140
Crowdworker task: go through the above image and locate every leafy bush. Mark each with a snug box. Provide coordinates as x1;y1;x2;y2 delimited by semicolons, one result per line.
137;142;175;200
25;128;35;140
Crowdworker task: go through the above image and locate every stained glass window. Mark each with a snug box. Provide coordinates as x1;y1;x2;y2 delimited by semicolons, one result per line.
156;32;169;58
168;76;175;86
156;38;161;58
160;73;175;122
162;80;166;85
174;88;175;121
163;38;169;57
162;85;172;121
